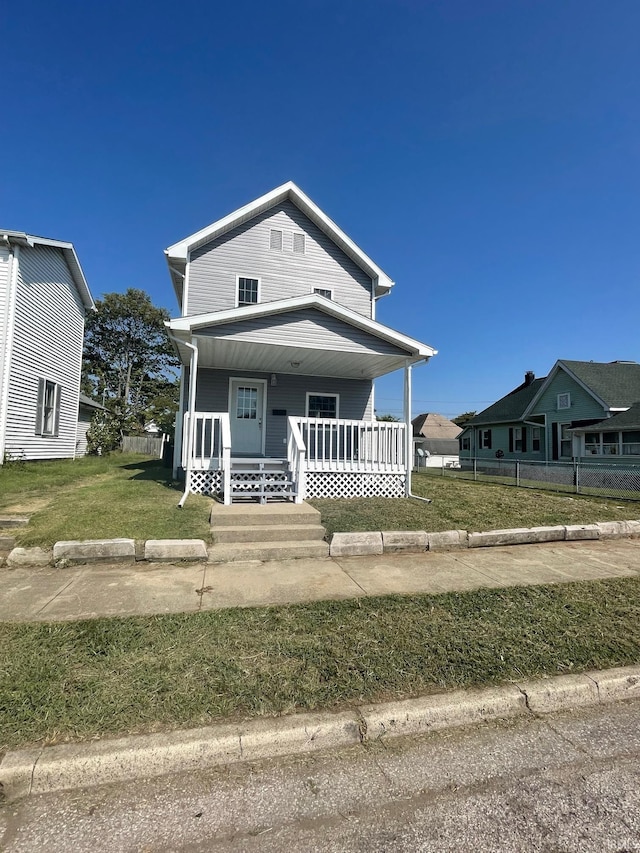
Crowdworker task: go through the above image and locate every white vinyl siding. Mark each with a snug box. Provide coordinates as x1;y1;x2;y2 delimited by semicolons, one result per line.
198;309;407;356
0;247;11;440
3;244;85;460
188;200;374;317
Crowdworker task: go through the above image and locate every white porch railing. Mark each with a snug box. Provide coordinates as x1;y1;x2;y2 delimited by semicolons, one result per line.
183;412;232;504
290;417;406;473
286;417;307;504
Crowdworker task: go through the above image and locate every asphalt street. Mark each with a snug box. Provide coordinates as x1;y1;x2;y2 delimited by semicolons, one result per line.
3;699;640;851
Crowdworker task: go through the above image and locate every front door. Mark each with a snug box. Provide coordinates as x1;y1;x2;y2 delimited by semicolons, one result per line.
229;378;266;455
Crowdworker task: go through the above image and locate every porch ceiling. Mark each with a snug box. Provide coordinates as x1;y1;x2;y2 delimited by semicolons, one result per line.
189;335;419;379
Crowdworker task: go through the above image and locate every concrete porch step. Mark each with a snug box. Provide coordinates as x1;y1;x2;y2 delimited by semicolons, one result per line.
212;523;326;544
0;516;29;529
208;539;330;562
210;502;322;529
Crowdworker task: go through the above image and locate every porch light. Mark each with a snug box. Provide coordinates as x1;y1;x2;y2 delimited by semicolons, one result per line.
270;373;277;386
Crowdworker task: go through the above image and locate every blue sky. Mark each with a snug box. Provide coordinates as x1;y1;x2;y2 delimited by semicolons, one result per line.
3;0;639;419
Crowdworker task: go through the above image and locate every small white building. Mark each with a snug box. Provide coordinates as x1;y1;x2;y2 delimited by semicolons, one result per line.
0;231;94;464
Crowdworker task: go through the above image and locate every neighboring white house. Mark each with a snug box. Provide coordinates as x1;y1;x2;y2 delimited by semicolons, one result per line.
76;393;105;456
165;182;437;504
412;412;462;469
0;231;94;464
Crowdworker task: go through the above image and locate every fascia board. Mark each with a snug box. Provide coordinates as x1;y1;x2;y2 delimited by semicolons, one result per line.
169;295;437;359
164;182;394;293
2;231;94;310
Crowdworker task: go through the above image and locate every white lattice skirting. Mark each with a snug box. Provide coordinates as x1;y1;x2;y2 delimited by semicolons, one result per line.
304;472;406;499
188;470;223;496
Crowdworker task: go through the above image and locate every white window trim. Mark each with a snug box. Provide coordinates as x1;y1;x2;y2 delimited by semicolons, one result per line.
311;286;334;300
305;392;340;419
235;275;261;308
36;378;61;437
557;392;571;410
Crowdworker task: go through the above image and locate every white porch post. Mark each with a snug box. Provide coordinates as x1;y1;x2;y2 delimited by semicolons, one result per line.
177;337;199;508
404;360;412;497
172;365;186;479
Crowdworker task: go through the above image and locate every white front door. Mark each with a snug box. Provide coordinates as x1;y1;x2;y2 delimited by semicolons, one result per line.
229;378;266;455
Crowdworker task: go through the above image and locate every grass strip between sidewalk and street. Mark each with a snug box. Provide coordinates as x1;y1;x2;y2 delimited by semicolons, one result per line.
2;576;640;751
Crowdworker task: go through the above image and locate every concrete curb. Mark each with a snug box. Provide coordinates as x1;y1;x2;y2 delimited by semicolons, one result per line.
2;664;639;803
3;520;639;567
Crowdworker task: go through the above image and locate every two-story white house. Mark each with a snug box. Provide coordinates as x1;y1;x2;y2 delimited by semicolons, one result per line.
165;183;437;504
0;231;94;464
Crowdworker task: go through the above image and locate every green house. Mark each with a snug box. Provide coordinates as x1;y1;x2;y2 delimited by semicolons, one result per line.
459;360;640;464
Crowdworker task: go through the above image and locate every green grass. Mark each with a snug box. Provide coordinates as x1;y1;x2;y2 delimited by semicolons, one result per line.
0;454;212;546
2;577;640;750
310;471;639;538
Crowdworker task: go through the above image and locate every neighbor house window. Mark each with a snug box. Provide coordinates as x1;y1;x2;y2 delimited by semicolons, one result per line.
36;379;61;437
622;431;640;455
531;427;541;452
269;229;283;250
585;430;640;456
313;287;333;300
461;435;470;451
560;424;572;457
293;233;306;254
306;393;339;419
514;427;524;453
557;393;571;410
237;276;259;306
479;429;492;450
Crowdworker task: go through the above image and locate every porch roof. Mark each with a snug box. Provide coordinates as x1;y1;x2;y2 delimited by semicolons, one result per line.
167;295;437;380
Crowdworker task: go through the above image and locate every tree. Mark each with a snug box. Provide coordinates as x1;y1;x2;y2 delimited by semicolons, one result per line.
453;411;477;427
376;413;400;422
82;289;180;448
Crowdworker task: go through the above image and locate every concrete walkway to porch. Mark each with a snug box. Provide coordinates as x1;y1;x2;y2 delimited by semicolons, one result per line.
1;538;640;623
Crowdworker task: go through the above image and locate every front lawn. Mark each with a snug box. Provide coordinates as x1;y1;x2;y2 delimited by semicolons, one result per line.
0;454;212;547
1;456;638;547
310;471;639;538
2;577;640;750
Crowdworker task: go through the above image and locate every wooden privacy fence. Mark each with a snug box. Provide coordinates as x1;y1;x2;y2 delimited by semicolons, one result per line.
121;435;166;457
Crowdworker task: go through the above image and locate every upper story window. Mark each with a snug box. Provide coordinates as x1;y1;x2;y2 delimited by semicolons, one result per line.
557;392;571;410
306;393;339;419
237;276;260;307
269;229;283;251
36;378;61;437
293;232;306;254
313;287;333;300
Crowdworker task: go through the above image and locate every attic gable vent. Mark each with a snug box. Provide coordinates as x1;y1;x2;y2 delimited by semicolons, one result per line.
270;229;283;250
293;232;306;254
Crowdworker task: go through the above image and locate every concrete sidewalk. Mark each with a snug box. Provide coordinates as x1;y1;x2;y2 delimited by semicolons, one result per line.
1;538;640;622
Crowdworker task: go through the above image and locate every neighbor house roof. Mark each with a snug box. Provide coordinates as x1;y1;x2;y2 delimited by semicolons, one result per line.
0;230;94;310
466;377;546;427
412;412;461;439
78;393;105;411
557;360;640;409
165;182;395;305
569;402;640;433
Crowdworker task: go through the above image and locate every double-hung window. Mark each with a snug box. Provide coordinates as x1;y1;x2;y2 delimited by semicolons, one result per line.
237;276;259;306
479;429;492;450
306;393;339;419
36;379;61;437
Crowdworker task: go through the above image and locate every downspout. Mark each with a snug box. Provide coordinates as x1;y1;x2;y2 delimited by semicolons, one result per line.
404;357;432;503
0;241;20;464
167;334;198;508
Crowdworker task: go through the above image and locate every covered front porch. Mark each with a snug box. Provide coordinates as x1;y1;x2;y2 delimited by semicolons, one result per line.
168;295;436;505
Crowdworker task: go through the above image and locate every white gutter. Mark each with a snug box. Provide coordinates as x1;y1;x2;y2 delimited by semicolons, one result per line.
0;243;20;464
167;334;198;508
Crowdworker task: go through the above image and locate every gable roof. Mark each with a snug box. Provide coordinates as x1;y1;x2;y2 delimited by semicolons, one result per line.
465;377;546;427
1;231;94;310
165;182;394;304
412;412;461;439
522;359;640;416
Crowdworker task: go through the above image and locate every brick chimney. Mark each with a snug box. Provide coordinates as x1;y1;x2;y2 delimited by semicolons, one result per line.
524;371;535;386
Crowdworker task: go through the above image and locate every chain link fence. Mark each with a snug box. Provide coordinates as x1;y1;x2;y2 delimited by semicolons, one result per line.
418;457;640;501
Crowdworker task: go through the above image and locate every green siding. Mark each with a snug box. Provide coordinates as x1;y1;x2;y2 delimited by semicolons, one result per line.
531;368;608;423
